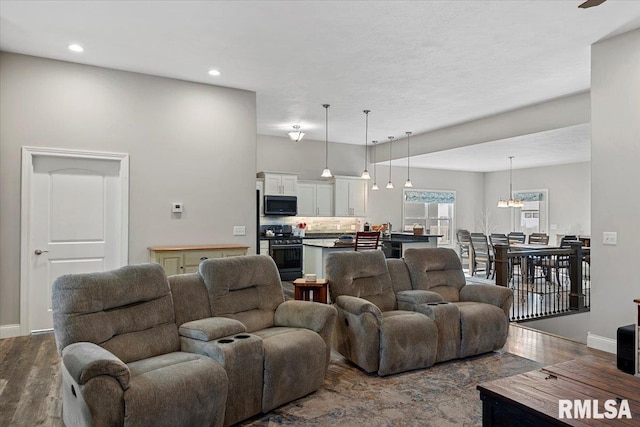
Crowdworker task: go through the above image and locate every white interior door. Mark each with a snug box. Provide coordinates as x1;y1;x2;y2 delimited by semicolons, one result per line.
21;148;128;333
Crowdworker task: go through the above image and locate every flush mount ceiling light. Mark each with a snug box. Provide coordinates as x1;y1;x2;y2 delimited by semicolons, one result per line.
386;136;394;189
288;125;305;142
68;43;84;53
371;140;379;190
361;110;371;180
404;131;413;188
497;156;524;208
321;104;332;178
208;69;221;76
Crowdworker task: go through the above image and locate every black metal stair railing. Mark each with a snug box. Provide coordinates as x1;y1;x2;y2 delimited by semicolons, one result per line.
493;242;590;322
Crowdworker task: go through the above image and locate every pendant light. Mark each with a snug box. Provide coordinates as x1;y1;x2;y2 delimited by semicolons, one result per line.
371;140;379;190
360;110;371;179
288;125;304;142
404;131;413;188
497;156;524;208
386;136;394;189
321;104;332;178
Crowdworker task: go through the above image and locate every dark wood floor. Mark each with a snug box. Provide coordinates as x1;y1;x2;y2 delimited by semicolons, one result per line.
0;324;615;426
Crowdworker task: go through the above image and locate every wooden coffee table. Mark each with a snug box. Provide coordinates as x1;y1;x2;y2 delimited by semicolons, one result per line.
477;358;640;426
293;278;328;304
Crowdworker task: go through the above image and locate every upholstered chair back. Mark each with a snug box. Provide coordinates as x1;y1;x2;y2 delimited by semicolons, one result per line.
52;263;180;363
199;255;285;332
326;250;396;312
168;273;213;327
404;248;466;301
386;258;413;293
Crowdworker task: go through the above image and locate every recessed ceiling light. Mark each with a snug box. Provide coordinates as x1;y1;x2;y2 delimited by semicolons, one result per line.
68;44;84;53
208;69;221;76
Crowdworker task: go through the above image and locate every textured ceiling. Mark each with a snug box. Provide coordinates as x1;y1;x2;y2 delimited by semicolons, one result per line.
2;1;640;170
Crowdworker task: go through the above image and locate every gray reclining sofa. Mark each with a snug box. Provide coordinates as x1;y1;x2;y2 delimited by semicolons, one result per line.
169;255;337;426
52;256;336;427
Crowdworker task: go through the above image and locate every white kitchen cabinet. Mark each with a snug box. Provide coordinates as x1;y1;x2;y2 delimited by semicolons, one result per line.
258;172;298;196
298;181;333;217
334;176;367;217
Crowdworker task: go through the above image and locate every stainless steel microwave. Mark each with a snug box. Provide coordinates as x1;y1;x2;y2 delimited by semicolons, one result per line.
264;195;297;216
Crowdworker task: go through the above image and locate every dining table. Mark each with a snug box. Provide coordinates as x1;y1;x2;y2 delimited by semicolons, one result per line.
506;242;560;285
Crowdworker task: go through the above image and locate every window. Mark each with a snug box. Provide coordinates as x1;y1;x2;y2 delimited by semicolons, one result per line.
512;190;548;235
403;190;455;246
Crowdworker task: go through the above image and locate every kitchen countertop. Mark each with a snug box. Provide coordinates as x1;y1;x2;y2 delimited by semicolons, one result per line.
303;241;355;248
302;232;356;239
383;233;442;242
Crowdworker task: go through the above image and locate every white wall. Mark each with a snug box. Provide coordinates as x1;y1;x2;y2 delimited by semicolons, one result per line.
257;134;362;180
589;28;640;349
483;162;591;242
0;53;257;327
522;312;591;344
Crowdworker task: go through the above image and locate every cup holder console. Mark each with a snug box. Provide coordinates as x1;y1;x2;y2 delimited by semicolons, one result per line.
218;334;252;344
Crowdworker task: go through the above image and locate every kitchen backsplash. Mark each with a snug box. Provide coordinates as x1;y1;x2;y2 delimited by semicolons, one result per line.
261;216;363;233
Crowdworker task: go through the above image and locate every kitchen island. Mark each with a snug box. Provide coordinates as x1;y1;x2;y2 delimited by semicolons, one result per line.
303;241;358;279
381;233;442;258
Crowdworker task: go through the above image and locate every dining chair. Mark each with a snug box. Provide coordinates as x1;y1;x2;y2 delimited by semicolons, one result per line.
354;231;380;251
526;233;550;281
528;233;549;245
544;235;578;285
456;229;472;270
470;233;493;278
489;233;509;246
507;232;525;244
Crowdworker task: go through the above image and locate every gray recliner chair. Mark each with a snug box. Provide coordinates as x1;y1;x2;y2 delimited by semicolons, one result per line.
173;255;337;426
326;250;438;376
402;248;513;360
52;263;228;427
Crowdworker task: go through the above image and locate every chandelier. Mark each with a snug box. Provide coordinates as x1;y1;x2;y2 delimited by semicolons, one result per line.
497;156;524;208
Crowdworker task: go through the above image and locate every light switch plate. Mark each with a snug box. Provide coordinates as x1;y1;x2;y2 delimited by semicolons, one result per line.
603;231;617;246
172;202;183;213
233;226;246;236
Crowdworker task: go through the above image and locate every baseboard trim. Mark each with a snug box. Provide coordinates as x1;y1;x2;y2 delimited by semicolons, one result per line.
587;332;616;354
0;324;22;339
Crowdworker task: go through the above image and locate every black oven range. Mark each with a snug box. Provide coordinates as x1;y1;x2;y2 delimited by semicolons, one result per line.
259;224;303;281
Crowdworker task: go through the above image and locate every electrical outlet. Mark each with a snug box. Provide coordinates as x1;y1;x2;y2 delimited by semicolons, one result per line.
233;226;246;236
172;203;183;213
603;231;617;246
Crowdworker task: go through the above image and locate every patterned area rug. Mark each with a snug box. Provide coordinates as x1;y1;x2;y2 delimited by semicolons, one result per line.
241;350;541;426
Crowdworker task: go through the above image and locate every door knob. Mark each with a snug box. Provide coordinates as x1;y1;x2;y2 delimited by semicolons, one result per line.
34;249;49;255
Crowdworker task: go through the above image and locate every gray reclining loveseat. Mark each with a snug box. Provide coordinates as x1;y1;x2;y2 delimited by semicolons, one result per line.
326;248;512;375
52;263;228;427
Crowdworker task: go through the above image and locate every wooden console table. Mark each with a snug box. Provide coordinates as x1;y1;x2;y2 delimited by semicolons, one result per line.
478;358;640;426
149;244;249;275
